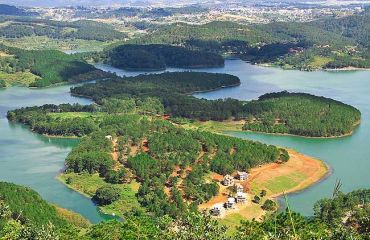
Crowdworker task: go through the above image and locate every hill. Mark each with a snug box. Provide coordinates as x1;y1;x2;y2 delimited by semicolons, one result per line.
0;44;109;87
100;44;225;70
0;4;37;16
0;182;88;239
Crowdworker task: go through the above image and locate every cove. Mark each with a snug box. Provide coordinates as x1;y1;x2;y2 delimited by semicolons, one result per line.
0;86;113;223
193;60;370;216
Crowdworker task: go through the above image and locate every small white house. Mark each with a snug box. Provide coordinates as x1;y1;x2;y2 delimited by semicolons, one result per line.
237;171;248;181
226;197;236;209
223;174;234;186
236;192;247;204
105;135;113;141
210;203;223;216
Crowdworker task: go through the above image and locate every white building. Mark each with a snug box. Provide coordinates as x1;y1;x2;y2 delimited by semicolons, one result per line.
223;174;234;186
237;171;248;181
210;203;223;216
236;192;247;204
235;183;244;193
226;197;236;209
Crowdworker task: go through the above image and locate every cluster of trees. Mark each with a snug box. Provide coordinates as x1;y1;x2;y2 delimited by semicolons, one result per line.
8;101;287;217
65;132;114;175
70;72;246;121
93;185;121;206
126;10;369;70
0;182;80;239
0;44;107;87
103;44;224;70
243;91;361;137
7;103;99;136
71;72;360;137
0;17;126;41
4;182;367;239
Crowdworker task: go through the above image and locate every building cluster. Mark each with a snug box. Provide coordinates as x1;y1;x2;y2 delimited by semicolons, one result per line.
210;171;249;216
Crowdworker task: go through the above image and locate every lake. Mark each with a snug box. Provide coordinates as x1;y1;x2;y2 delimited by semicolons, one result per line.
0;59;369;222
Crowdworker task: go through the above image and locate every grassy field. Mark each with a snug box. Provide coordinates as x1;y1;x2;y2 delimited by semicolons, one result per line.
54;205;91;229
176;118;245;133
201;150;328;233
0;70;39;87
48;112;105;120
0;36;115;52
58;173;143;217
308;56;333;68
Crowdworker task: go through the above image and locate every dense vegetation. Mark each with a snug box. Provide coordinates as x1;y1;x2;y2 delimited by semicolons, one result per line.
0;182;82;239
1;183;368;239
242;91;361;137
0;44;108;87
8;101;285;218
0;17;126;41
127;9;370;70
71;72;246;121
71;71;360;137
99;44;224;70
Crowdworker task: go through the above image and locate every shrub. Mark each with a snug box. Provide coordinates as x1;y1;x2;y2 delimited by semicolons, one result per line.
262;199;277;211
93;185;121;206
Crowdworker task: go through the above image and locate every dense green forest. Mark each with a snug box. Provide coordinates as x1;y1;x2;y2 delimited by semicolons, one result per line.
0;182;84;239
0;44;108;87
1;181;368;239
8;101;285;219
127;9;370;70
70;71;360;137
242;91;361;137
95;44;225;70
0;17;126;41
71;72;245;121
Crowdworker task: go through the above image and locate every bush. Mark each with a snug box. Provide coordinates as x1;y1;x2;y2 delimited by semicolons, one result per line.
253;195;261;204
93;185;121;206
260;189;267;197
262;199;277;211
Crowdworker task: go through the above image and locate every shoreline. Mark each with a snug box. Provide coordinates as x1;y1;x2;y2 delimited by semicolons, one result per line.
183;119;360;139
201;149;329;226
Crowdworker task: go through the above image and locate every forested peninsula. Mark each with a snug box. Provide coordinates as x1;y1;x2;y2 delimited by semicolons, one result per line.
70;71;360;137
0;44;109;87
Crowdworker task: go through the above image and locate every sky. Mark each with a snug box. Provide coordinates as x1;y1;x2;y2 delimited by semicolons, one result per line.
2;0;370;7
